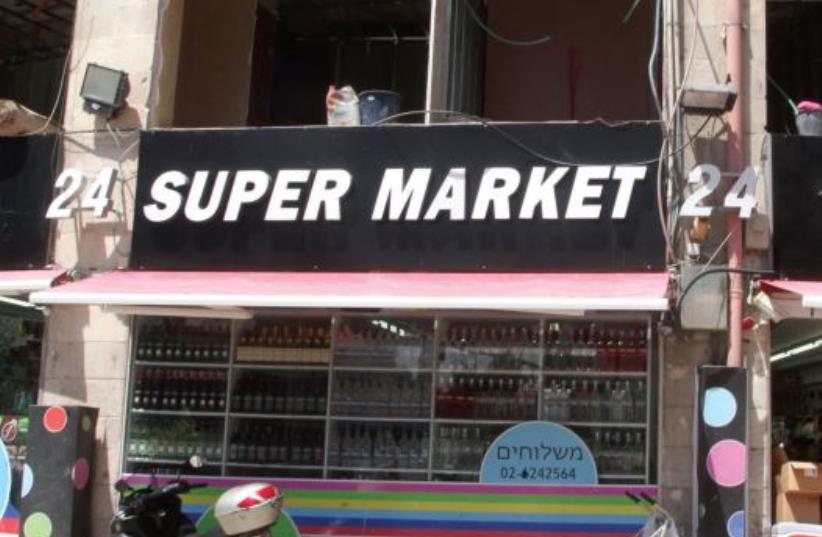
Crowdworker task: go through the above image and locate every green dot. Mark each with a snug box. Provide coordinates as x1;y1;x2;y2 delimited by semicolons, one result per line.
81;415;91;432
23;513;52;537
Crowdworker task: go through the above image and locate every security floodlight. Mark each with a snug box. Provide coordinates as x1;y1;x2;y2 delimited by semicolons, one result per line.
80;63;129;119
681;83;737;114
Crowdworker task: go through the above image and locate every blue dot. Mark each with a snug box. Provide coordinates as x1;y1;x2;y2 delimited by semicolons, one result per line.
704;387;737;427
727;510;745;537
21;464;33;498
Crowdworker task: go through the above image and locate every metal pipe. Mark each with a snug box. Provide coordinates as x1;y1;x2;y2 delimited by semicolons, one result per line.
726;0;745;368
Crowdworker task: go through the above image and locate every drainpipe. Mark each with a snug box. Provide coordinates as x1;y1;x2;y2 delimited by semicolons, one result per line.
726;0;744;368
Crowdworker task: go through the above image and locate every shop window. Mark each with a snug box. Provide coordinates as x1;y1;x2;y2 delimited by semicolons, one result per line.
766;2;822;133
771;319;822;462
165;0;430;128
446;0;658;122
124;313;657;484
0;312;43;462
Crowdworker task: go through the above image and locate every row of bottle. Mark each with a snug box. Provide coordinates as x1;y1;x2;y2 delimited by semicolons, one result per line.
588;430;646;475
444;323;540;347
545;327;647;372
436;425;496;471
436;376;537;420
337;321;430;346
238;320;331;349
329;423;429;470
128;420;223;461
137;320;231;362
231;374;327;415
542;379;647;423
332;374;430;418
133;368;227;412
228;422;324;466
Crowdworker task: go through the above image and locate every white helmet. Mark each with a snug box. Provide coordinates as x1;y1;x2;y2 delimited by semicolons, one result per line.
214;483;284;536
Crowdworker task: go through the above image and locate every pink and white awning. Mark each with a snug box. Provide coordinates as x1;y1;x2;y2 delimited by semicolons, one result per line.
30;270;670;313
0;269;65;297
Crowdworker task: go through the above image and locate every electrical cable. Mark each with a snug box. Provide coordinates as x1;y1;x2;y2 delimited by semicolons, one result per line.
623;0;644;24
766;73;799;115
373;109;713;167
656;137;673;262
27;43;72;136
460;0;552;47
647;0;664;120
675;267;776;314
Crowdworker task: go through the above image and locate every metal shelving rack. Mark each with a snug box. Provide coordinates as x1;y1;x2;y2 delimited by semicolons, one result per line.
122;314;655;484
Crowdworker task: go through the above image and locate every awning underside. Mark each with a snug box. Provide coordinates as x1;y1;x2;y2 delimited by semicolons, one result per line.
29;270;670;313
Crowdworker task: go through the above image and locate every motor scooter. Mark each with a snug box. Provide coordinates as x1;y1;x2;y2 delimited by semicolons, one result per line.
111;457;284;537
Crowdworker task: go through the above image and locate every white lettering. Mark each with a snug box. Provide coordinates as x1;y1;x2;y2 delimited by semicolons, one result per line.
266;169;310;221
471;167;520;220
143;170;188;223
184;171;229;222
371;168;431;220
518;166;568;219
304;169;351;221
424;168;466;221
611;166;647;219
565;166;610;219
225;170;270;222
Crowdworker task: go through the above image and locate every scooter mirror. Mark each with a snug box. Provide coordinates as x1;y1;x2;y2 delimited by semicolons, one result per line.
114;479;131;493
188;455;204;469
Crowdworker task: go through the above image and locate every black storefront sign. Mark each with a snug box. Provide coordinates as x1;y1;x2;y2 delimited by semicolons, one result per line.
772;135;822;278
0;135;57;269
131;122;664;271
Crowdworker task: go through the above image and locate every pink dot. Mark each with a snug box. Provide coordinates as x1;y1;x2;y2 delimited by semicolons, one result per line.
71;459;89;490
706;439;746;487
43;407;67;434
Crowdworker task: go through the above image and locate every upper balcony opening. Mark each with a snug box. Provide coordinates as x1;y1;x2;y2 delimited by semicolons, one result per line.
158;0;658;129
0;0;75;134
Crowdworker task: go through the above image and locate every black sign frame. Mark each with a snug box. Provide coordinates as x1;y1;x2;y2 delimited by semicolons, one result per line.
130;122;665;272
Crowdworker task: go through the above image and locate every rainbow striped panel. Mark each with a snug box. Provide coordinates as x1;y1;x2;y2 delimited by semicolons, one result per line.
125;475;657;537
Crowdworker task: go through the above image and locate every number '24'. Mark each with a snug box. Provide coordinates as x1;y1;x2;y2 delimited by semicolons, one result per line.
680;164;759;219
45;168;118;219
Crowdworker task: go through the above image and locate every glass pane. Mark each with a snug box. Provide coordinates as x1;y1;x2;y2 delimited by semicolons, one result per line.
127;415;224;466
227;418;324;469
439;319;541;372
541;377;647;424
331;371;431;418
572;427;646;479
135;317;231;364
433;423;508;475
544;322;647;372
0;316;42;414
328;421;429;471
236;317;331;365
132;366;227;413
335;317;434;369
435;373;538;421
231;370;327;416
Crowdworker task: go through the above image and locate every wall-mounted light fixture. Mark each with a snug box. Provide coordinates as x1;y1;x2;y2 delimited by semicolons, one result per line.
80;63;129;118
681;83;738;114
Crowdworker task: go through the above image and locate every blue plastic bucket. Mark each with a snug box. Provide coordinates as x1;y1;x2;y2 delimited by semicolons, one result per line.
359;90;402;125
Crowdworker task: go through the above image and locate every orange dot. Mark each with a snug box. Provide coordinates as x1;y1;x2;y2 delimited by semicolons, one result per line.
43;407;67;433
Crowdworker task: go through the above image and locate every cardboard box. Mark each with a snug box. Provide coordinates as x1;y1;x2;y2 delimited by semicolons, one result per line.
776;493;821;524
781;462;822;495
